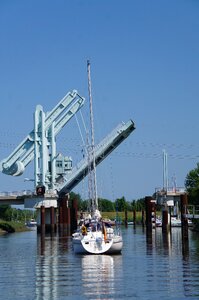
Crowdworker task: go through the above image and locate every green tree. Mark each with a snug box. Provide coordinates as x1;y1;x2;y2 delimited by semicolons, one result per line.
80;200;88;211
98;198;115;212
115;196;126;212
185;163;199;205
125;201;132;211
130;198;145;211
0;205;12;221
69;192;83;208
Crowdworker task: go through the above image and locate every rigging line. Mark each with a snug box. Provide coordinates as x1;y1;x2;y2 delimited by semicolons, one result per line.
74;113;86;149
111;151;199;158
1;128;199;149
87;60;98;210
109;157;115;202
128;141;199;149
79;110;90;157
80;110;88;137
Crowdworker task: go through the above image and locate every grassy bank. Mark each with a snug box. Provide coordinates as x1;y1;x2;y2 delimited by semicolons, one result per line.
101;211;143;223
0;220;29;233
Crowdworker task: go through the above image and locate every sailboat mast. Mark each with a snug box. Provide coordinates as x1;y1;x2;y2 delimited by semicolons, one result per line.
87;60;98;211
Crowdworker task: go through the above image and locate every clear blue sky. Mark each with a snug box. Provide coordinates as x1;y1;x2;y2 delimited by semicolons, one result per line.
0;0;199;201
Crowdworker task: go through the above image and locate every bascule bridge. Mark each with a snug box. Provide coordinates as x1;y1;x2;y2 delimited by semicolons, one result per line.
0;90;135;232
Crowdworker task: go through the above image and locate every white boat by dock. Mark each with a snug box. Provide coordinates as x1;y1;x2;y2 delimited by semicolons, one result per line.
155;216;193;227
26;218;37;230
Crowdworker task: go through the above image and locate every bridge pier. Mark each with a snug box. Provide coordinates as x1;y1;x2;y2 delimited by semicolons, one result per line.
24;196;58;233
37;205;57;233
24;194;78;234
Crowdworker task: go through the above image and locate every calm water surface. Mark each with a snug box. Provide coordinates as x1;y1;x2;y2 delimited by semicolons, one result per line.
0;227;199;300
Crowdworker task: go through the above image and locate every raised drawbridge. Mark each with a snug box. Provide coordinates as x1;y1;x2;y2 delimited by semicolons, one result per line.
0;89;135;197
0;89;135;231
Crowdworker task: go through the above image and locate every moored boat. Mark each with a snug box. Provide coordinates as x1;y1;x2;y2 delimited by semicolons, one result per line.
155;216;193;227
72;213;123;254
26;218;37;230
72;61;123;255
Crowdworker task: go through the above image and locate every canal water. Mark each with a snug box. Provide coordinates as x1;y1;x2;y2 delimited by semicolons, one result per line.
0;226;199;300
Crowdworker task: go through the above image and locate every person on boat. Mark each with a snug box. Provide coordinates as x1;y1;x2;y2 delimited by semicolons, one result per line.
79;219;84;226
97;222;101;231
81;224;87;235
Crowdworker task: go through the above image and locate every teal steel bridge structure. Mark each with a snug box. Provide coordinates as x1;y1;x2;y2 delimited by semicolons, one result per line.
0;89;135;206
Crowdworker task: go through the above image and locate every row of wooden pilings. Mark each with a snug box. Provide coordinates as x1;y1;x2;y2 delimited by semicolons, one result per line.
38;193;189;240
124;194;189;240
37;195;78;234
145;194;189;239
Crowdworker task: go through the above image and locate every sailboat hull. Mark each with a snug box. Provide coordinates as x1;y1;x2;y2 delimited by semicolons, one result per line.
72;233;123;255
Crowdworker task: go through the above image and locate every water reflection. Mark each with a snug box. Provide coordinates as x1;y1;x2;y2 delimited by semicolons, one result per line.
81;254;122;299
145;227;189;258
36;232;70;300
144;227;199;298
32;228;199;299
35;232;123;299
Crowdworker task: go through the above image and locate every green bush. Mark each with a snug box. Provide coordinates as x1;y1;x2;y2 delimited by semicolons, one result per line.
0;222;15;233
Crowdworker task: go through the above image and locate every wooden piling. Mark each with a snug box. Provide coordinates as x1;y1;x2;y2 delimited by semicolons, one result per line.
180;194;189;240
124;209;128;227
133;210;136;225
145;196;153;230
162;209;169;233
50;206;55;233
141;210;145;227
71;198;78;231
40;205;45;233
59;205;63;225
58;194;71;233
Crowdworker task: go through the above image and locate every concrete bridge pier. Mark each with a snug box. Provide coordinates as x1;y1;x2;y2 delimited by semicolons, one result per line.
24;196;58;233
37;205;57;233
24;194;78;235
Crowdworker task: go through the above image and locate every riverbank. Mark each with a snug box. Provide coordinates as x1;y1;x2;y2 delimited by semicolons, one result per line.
0;220;29;233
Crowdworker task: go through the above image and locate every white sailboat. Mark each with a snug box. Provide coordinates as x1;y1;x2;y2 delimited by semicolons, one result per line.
72;61;123;255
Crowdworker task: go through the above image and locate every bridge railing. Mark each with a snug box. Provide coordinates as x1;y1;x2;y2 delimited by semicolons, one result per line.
0;190;34;197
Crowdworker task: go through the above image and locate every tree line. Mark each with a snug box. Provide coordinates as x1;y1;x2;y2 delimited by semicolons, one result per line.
70;192;145;212
0;205;36;222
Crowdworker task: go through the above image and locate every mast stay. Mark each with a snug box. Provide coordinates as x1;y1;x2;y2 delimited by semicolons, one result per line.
87;60;98;215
